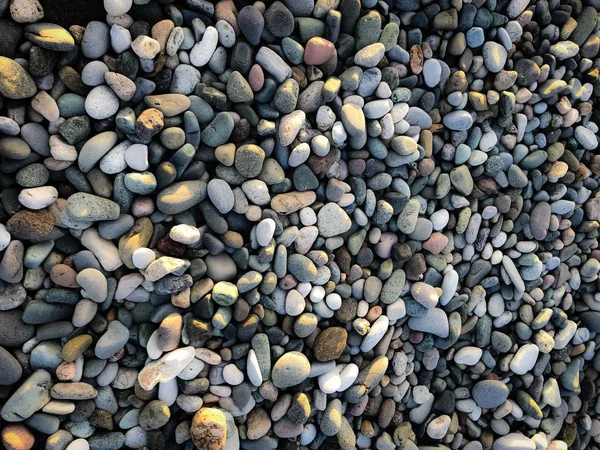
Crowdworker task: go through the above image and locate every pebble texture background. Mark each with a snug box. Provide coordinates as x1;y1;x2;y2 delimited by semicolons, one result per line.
0;0;598;449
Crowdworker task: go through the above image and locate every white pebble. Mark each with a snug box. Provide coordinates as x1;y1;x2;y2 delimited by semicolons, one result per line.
146;330;163;360
190;26;218;67
104;0;132;15
285;289;305;316
256;218;276;247
338;363;359;392
169;224;201;245
318;370;341;394
18;186;58;209
223;364;244;385
125;144;149;171
325;293;342;310
310;286;325;303
132;248;156;269
158;378;178;406
65;439;90;450
247;349;262;387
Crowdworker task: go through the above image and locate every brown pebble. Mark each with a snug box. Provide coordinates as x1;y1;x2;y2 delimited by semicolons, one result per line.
313;327;348;361
409;45;423;74
6;210;55;240
365;305;383;322
1;424;35;450
50;264;80;288
56;361;77;380
135;108;164;140
246;407;271;440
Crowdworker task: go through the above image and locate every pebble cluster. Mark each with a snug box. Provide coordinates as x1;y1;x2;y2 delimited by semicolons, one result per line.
0;0;599;449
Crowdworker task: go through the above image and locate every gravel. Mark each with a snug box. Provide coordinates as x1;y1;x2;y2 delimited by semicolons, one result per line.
0;0;598;449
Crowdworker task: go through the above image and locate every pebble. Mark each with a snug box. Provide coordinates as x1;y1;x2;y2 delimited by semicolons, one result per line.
272;352;311;388
0;0;595;448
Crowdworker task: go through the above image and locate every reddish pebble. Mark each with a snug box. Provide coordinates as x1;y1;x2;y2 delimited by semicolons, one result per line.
50;264;80;288
422;232;449;254
157;235;185;257
248;64;264;92
304;37;335;65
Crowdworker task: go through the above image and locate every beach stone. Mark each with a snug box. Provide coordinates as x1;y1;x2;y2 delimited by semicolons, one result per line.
1;369;52;421
0;57;37;99
1;424;35;450
265;1;295;37
317;203;352;237
0;310;35;346
408;309;449;338
238;6;264;46
24;23;75;51
509;344;539;375
472;380;509;409
95;320;129;359
18;186;58;210
76;268;108;302
314;327;347;361
139;400;170;430
82;21;110;59
138;347;196;390
227;71;254;103
411;282;439;309
493;434;535;450
482;42;507;72
235;144;265;177
272;352;311;388
157;181;207;214
279;110;306;146
305;37;335;65
191;408;227;450
66;193;120;222
79;131;118;173
190;26;218;67
0;346;23;385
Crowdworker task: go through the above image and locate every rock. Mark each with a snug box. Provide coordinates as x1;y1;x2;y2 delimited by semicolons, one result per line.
305;37;335;65
272;352;311;388
1;369;52;421
191;408;227;450
482;42;507;72
157;181;207;214
66;193;120;222
317;203;352;237
24;23;75;52
138;347;196;390
408;308;449;338
314;327;347;361
10;0;44;23
237;6;264;46
493;434;535;450
227;71;254;103
0;346;23;385
190;26;218;67
472;380;510;409
1;424;35;450
76;268;108;302
509;344;539;375
18;186;58;210
0;57;37;99
95;320;129;359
